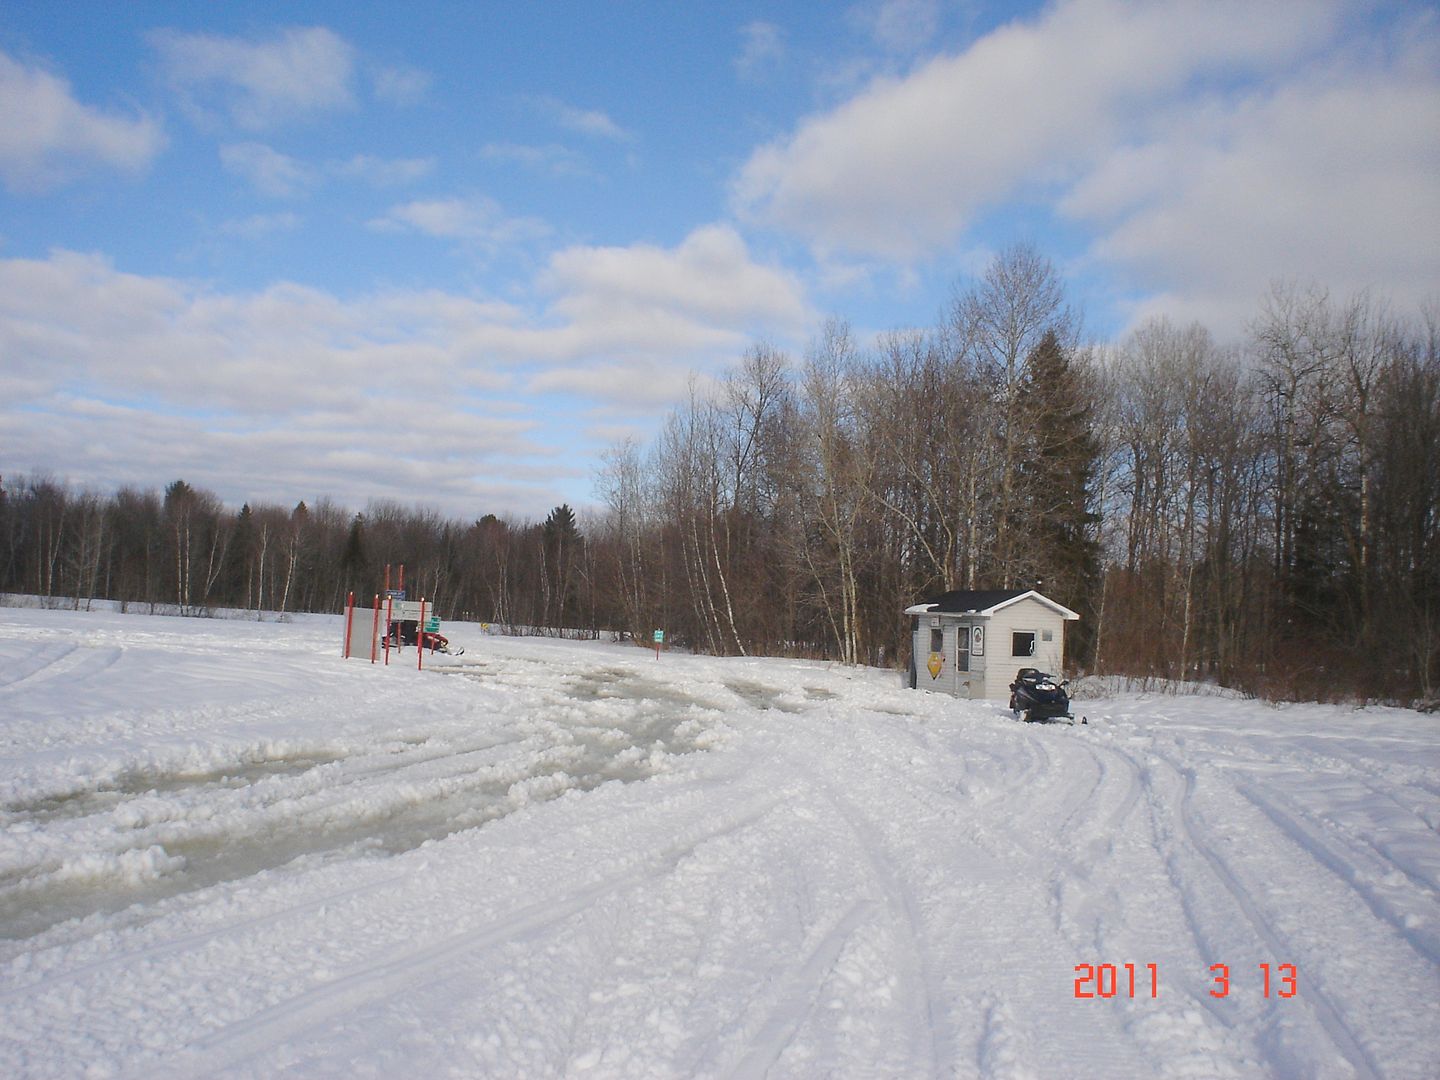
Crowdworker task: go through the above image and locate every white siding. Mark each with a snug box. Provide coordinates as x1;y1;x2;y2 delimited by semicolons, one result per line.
908;594;1073;702
912;617;986;698
984;598;1067;699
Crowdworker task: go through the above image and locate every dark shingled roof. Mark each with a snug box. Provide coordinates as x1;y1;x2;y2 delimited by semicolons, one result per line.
922;589;1029;613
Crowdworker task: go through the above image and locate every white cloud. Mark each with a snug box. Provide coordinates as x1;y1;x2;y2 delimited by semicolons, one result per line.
0;251;502;416
221;148;433;198
542;224;810;336
525;360;697;409
0;233;810;514
0;397;557;521
732;0;1440;337
151;26;356;130
736;22;785;81
435;225;812;409
0;250;552;515
1064;20;1440;335
847;0;940;54
336;154;436;186
369;196;552;251
735;0;1342;261
218;211;302;237
524;95;633;141
371;65;431;106
221;142;315;197
481;142;590;177
0;50;165;192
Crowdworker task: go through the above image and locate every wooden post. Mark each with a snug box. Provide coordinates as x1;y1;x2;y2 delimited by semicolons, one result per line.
343;591;355;658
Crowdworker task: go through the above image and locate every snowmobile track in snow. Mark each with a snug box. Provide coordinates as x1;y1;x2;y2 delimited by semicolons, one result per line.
1145;755;1382;1080
0;641;122;696
1235;780;1440;966
144;795;784;1080
777;746;955;1079
721;899;875;1078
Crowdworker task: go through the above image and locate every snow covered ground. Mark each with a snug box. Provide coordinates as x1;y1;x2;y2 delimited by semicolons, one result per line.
1;606;1436;1079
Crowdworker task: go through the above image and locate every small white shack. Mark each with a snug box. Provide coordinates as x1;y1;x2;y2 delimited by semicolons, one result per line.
905;589;1079;700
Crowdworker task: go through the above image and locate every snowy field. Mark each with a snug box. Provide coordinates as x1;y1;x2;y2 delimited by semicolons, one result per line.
1;607;1437;1079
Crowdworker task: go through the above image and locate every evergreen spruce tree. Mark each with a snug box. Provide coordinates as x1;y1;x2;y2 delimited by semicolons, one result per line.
543;504;581;627
341;513;368;594
228;503;255;609
1018;330;1102;665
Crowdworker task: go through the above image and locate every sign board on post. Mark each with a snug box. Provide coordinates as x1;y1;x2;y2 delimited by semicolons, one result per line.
653;629;664;660
388;600;426;622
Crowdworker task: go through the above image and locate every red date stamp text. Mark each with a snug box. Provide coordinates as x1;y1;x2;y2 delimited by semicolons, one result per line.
1073;962;1298;999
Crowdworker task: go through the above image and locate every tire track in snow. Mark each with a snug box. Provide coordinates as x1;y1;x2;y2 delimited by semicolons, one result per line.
1351;777;1440;889
1147;757;1382;1080
140;796;784;1080
1037;736;1146;955
1001;726;1127;849
0;642;78;690
1048;735;1144;846
0;643;120;695
1234;781;1440;965
723;899;875;1079
1091;741;1145;834
781;758;952;1079
956;724;1161;1078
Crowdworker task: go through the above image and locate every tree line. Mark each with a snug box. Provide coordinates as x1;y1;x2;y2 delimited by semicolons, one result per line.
2;245;1436;703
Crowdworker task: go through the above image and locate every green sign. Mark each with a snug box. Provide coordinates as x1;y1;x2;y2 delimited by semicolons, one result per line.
653;629;664;643
425;618;440;632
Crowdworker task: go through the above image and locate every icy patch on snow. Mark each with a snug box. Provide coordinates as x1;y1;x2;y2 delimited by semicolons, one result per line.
0;697;729;942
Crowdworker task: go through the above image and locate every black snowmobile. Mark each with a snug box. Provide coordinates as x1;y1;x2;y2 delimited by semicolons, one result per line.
1008;668;1078;723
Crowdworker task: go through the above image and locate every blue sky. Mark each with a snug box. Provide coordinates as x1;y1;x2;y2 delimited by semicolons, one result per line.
2;0;1438;521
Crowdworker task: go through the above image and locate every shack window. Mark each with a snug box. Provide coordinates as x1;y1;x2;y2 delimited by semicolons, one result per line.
930;628;943;654
1012;631;1036;657
956;626;970;672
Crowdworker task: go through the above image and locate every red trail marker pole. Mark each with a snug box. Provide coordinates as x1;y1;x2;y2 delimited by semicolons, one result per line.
418;598;426;671
343;591;355;658
370;594;381;663
384;595;393;665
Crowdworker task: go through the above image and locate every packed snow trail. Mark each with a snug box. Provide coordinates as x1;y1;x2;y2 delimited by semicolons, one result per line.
0;607;1437;1077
